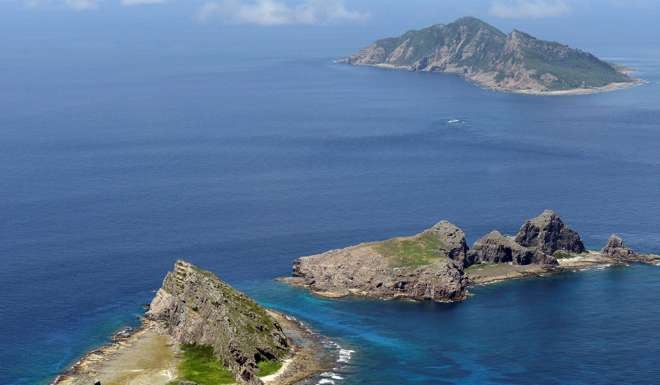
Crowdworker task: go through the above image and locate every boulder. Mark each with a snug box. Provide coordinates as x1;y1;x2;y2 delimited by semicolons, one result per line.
515;210;585;254
466;230;557;267
601;234;636;260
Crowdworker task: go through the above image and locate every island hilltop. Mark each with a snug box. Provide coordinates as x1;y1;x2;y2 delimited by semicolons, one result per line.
52;261;330;385
340;17;639;95
284;210;660;301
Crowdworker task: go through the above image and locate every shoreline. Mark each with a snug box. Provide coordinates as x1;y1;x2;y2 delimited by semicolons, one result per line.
341;61;644;96
50;319;178;385
263;310;335;385
497;79;645;96
283;252;660;301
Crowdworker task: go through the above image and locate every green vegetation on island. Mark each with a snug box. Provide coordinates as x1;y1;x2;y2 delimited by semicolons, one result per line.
173;344;235;385
256;359;283;377
375;232;449;267
343;16;635;94
149;261;292;384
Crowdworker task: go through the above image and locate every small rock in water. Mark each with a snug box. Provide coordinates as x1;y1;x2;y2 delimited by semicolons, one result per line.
111;327;133;342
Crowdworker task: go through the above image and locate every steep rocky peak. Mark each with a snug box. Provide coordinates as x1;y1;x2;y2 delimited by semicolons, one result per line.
601;234;637;259
508;29;535;41
149;260;290;385
445;16;507;42
515;210;585;254
450;17;503;33
530;209;560;226
483;230;506;239
605;234;625;249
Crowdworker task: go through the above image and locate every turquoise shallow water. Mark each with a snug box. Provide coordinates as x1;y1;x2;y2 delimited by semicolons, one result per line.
245;264;660;385
1;27;660;384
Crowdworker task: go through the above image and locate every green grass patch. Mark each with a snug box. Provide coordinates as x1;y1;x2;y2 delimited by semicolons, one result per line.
177;344;234;385
257;359;283;377
375;232;448;267
553;250;574;259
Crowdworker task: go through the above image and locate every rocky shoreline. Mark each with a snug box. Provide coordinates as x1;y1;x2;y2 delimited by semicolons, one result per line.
52;261;333;385
284;210;660;302
345;62;644;96
466;249;660;286
51;319;178;385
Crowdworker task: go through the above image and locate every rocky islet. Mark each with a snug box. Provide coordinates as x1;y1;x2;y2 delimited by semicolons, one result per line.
286;210;660;301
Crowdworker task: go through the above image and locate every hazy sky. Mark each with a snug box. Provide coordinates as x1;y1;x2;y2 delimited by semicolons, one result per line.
1;0;658;59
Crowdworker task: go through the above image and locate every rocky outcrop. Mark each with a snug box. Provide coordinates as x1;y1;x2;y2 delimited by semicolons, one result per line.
515;210;585;254
289;222;470;302
466;230;557;267
601;234;637;260
425;220;469;264
465;210;587;268
287;210;660;300
287;212;584;301
148;260;290;385
341;17;634;94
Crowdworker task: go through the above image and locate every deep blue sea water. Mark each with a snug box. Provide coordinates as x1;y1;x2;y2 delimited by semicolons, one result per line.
2;37;660;385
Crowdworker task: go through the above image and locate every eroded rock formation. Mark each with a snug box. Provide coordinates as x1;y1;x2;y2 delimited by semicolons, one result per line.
515;210;586;254
601;234;637;260
426;220;469;264
148;260;290;385
466;230;557;267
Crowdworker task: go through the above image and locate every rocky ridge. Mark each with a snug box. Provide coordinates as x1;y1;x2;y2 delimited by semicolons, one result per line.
341;17;636;94
147;260;290;385
286;210;659;301
53;260;330;385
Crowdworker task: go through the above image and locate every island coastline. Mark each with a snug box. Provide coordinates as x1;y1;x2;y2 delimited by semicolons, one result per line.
284;210;660;302
51;262;334;385
344;62;644;96
340;17;641;96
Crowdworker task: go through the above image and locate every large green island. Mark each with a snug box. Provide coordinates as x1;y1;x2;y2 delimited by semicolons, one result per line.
340;17;640;95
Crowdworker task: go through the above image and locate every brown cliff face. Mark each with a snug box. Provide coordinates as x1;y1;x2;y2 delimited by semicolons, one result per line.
466;230;557;267
343;17;632;93
148;260;290;385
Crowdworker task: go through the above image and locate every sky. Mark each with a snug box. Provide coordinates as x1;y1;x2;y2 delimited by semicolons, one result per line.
1;0;659;61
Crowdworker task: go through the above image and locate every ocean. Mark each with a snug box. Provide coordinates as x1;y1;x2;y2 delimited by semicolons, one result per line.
1;34;660;384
